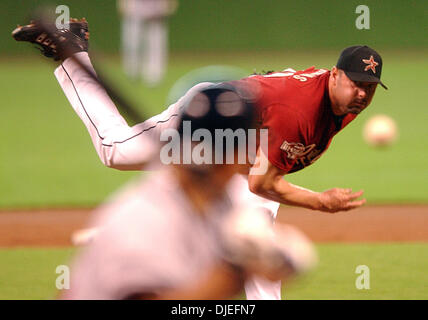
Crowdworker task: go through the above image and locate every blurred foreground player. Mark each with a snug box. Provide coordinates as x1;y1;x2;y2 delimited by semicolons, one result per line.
60;85;316;300
13;18;385;300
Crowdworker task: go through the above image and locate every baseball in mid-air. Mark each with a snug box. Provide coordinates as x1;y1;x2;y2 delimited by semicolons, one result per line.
363;114;398;147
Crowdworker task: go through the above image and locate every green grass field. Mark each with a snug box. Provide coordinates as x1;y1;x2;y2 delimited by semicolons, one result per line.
284;243;428;300
1;49;427;208
1;50;427;301
1;243;427;300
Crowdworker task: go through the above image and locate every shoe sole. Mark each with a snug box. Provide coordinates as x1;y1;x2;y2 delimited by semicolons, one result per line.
12;21;88;42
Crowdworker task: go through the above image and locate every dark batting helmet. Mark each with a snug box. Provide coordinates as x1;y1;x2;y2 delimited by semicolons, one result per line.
177;82;257;138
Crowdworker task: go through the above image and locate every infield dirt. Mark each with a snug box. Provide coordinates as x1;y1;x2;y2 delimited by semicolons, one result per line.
0;205;427;247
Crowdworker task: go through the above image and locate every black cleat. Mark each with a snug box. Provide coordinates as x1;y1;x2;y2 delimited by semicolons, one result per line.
12;18;89;61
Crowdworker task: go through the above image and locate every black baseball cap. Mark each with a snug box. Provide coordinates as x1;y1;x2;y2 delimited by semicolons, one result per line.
337;45;387;89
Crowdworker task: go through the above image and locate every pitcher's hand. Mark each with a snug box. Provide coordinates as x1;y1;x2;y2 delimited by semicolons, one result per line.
318;188;366;213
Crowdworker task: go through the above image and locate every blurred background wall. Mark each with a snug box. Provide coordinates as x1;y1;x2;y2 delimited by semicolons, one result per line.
2;0;427;55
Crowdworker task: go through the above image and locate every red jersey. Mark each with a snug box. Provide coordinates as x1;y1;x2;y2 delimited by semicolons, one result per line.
240;67;357;173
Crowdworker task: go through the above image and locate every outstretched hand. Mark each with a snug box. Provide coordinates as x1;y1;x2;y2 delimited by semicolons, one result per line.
319;188;366;213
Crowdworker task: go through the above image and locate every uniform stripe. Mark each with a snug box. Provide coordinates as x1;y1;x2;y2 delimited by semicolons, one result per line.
61;64;105;141
62;64;180;147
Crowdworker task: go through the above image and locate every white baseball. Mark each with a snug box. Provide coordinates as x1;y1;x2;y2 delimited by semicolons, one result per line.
363;114;398;147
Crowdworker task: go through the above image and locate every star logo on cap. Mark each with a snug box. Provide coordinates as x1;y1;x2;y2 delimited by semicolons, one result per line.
362;55;379;74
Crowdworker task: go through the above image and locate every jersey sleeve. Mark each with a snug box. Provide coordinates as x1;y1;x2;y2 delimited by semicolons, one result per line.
260;104;308;173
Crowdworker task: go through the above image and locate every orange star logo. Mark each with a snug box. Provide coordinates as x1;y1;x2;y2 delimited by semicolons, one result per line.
362;55;379;73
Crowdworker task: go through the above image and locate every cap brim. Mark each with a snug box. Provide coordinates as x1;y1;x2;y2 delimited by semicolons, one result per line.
344;71;388;90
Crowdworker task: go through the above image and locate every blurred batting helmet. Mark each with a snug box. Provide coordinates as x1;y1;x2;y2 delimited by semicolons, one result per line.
177;82;256;136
